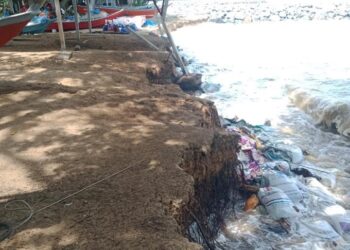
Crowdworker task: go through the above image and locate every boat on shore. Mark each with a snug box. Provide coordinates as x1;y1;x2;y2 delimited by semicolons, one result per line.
46;9;124;31
0;12;35;47
77;5;157;18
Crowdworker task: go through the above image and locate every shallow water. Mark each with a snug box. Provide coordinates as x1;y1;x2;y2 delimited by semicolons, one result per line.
173;15;350;250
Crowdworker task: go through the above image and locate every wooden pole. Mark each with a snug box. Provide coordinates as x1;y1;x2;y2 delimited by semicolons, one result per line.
72;0;80;42
161;0;168;20
126;26;160;51
8;0;14;13
153;0;188;75
54;0;66;50
86;0;92;33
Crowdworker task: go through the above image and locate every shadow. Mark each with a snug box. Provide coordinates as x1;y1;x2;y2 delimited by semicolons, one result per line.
0;36;216;249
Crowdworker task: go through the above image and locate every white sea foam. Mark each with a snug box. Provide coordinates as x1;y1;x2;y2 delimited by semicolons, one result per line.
288;86;350;137
173;15;350;249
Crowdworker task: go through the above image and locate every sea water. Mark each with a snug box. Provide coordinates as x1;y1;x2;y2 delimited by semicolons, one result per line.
172;5;350;250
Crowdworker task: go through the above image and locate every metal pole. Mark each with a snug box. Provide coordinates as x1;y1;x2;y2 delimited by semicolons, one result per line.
54;0;66;50
86;0;92;33
72;0;80;42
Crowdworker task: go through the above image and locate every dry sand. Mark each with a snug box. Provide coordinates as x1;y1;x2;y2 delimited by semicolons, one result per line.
0;32;231;249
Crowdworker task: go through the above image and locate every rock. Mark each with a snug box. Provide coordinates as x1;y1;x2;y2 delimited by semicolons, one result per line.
327;11;336;18
279;11;287;19
261;10;270;18
146;64;161;84
74;45;81;51
243;15;253;23
176;73;202;91
57;50;72;60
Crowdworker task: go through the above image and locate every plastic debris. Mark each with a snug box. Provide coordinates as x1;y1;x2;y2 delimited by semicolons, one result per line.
258;187;298;220
244;194;260;212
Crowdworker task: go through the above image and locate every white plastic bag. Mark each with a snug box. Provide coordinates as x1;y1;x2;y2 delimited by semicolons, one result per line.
258;187;298;220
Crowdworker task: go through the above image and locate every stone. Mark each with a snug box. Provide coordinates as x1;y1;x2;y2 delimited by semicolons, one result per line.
176;73;202;91
327;11;336;18
74;45;81;51
279;11;287;18
57;50;73;60
146;64;161;83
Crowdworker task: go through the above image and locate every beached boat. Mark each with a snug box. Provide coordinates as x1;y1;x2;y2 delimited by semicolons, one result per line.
46;9;124;31
22;16;52;34
77;5;157;18
0;12;35;47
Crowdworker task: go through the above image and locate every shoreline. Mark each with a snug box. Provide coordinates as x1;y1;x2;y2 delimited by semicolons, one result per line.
0;32;239;249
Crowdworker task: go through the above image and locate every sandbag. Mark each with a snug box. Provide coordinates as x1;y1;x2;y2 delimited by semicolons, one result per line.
263;171;305;202
305;177;337;203
327;213;350;241
298;218;341;241
275;143;304;163
264;170;291;186
258;187;298;220
261;161;291;175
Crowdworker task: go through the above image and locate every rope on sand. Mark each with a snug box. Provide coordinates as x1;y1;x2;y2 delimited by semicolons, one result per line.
0;160;145;242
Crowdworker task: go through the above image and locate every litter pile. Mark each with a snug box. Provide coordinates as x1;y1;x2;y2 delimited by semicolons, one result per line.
103;16;157;33
220;119;350;249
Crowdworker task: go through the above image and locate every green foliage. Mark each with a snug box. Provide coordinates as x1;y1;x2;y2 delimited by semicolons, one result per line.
0;0;9;16
132;0;147;7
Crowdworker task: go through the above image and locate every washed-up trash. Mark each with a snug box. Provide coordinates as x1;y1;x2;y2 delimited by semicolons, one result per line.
142;19;157;27
261;161;291;176
318;170;337;189
298;218;341;242
263;171;305;202
258;187;298;220
244;194;260;212
327;213;350;241
264;170;291;186
263;143;303;164
113;16;146;30
275;143;304;164
240;184;259;193
319;204;350;242
226;118;267;134
305;177;337;203
291;167;321;181
240;135;257;150
263;146;291;163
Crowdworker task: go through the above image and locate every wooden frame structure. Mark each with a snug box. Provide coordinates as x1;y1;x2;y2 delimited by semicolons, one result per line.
53;0;188;75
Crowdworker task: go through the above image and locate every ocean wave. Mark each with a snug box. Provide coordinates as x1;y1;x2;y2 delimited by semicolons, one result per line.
288;87;350;137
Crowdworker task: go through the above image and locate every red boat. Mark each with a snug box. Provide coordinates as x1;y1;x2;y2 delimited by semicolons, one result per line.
46;9;124;31
0;12;35;47
77;5;157;18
